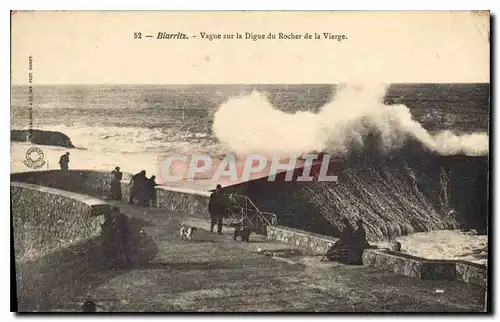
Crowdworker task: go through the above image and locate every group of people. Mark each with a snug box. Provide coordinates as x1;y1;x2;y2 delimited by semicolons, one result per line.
324;218;371;264
57;159;158;207
109;167;157;207
56;157;373;260
128;170;157;207
59;156;230;233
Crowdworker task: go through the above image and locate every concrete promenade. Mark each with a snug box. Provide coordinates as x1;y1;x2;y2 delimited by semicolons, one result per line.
48;199;485;312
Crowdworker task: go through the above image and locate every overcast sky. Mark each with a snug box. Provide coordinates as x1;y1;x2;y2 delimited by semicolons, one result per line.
11;11;490;85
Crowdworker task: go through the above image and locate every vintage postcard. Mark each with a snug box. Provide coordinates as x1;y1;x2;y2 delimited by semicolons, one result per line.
10;11;490;312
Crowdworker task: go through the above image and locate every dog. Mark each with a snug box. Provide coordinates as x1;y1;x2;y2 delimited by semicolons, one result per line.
180;225;198;240
233;226;251;242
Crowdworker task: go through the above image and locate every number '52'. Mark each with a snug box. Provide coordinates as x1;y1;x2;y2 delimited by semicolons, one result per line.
134;32;142;39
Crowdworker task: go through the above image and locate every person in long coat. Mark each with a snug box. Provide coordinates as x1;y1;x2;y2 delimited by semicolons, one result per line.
110;166;123;200
129;170;146;205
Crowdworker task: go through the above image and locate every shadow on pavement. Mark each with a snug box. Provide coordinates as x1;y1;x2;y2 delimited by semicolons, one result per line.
15;212;159;312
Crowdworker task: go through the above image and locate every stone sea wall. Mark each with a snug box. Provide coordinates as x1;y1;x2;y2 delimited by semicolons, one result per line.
11;170;487;291
456;261;488;286
362;249;487;287
11;182;113;311
12;170;210;218
11;182;110;261
120;181;211;218
267;225;338;255
224;153;489;240
362;249;423;279
267;224;486;287
11;170;133;197
156;186;211;217
16;236;105;311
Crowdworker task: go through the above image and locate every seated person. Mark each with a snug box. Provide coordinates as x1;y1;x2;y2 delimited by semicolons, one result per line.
353;219;370;249
324;218;354;263
324;218;371;265
334;218;355;248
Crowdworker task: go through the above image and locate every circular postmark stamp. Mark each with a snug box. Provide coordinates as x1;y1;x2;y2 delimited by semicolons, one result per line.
23;147;46;169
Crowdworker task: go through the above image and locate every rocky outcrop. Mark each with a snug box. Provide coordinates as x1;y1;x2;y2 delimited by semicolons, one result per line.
11;129;75;148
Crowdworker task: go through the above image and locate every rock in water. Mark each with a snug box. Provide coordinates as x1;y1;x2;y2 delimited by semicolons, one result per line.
11;129;75;148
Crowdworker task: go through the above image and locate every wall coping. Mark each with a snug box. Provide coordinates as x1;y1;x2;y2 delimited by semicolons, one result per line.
364;249;488;268
363;248;419;261
455;259;488;269
362;248;487;286
268;225;486;286
269;225;339;244
11;169;133;178
119;179;212;197
155;185;211;197
11;182;111;216
269;224;486;268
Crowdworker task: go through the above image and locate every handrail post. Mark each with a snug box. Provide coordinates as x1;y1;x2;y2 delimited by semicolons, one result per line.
227;193;277;235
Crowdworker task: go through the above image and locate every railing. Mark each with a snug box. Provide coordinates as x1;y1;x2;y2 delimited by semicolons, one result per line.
225;193;278;235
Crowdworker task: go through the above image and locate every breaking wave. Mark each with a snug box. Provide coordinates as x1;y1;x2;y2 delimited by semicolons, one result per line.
212;84;489;157
216;84;489;240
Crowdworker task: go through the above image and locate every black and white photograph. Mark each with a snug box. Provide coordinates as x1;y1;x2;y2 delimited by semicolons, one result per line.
9;11;490;313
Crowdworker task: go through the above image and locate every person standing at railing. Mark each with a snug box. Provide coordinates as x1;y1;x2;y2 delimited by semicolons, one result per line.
128;170;146;205
58;152;70;171
209;184;229;235
143;175;158;207
110;166;123;200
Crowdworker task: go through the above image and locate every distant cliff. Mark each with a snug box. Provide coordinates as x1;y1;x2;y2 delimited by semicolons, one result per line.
11;129;75;148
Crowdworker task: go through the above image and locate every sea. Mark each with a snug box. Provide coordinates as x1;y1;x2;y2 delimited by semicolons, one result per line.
10;84;490;179
10;83;491;241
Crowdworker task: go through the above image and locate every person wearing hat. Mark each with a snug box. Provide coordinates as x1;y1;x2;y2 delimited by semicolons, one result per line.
58;151;70;171
323;218;355;262
128;170;146;205
110;166;123;200
143;175;158;207
208;184;228;235
324;218;370;265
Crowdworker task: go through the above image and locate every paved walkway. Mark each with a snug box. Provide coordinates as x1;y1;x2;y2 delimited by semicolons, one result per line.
51;200;485;312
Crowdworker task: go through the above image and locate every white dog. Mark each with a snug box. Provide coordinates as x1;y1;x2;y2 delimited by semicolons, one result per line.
180;225;198;240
